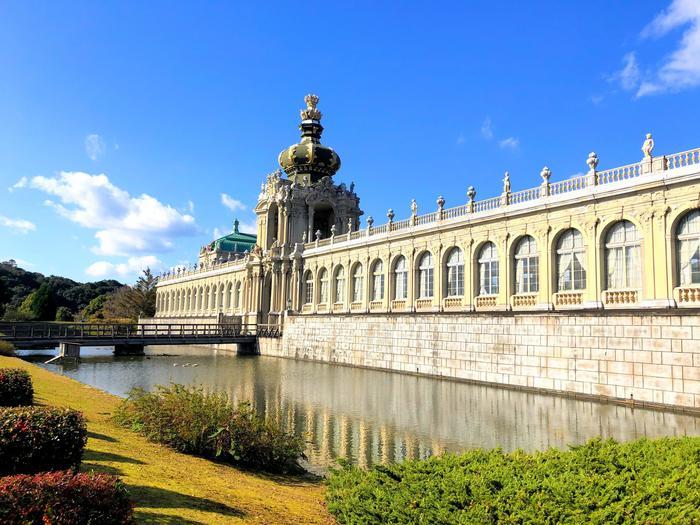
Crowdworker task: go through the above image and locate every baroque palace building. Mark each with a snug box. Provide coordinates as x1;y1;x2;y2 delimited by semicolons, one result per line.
155;95;700;411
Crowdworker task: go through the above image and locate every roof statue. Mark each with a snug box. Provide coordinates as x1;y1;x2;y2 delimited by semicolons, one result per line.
300;94;322;121
642;133;654;159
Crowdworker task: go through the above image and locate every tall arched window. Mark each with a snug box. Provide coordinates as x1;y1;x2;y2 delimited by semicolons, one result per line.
225;283;232;310
319;268;329;304
219;284;225;310
303;271;314;305
446;247;464;297
204;287;210;310
233;282;241;309
478;242;499;295
417;252;434;298
605;220;641;289
352;264;364;302
334;266;346;304
514;236;539;294
394;256;408;300
556;229;586;291
371;260;384;301
677;210;700;285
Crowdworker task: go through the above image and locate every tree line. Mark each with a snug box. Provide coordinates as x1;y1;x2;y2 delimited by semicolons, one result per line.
0;260;157;322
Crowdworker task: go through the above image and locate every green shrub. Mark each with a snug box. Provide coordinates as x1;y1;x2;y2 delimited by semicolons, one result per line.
327;437;700;524
0;368;33;406
114;384;305;473
0;470;134;524
0;341;17;356
0;406;87;475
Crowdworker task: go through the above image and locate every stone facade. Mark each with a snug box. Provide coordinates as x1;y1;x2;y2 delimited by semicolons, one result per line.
154;95;700;409
261;311;700;411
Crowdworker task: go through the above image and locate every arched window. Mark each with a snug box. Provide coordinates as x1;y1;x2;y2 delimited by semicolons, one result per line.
446;248;464;297
352;264;364;302
677;210;700;285
371;260;384;301
225;283;232;310
605;220;641;289
417;252;434;298
514;236;539;294
219;284;225;310
478;242;499;295
319;268;329;304
556;229;586;291
334;266;346;304
394;256;408;300
203;287;209;310
233;282;241;309
303;271;314;305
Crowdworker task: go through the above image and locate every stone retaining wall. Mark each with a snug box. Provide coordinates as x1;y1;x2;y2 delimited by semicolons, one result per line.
262;311;700;411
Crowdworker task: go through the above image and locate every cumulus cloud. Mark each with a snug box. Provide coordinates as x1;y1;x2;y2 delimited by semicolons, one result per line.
85;255;162;278
221;193;246;212
499;137;520;150
29;171;197;256
480;117;494;140
0;215;36;234
637;0;700;96
8;177;27;193
85;134;106;161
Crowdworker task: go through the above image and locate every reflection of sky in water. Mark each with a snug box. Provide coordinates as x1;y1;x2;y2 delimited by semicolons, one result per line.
21;345;700;471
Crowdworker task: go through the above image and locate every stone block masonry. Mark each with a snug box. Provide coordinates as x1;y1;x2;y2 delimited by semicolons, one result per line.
259;311;700;412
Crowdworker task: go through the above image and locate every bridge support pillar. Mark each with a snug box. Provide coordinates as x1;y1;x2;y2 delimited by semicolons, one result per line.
59;342;81;359
114;344;145;356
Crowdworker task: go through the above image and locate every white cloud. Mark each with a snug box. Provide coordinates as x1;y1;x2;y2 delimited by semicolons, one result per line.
456;134;466;145
86;255;162;278
614;52;641;91
499;137;520;150
212;227;225;239
8;177;28;193
29;171;197;256
480;117;494;140
85;134;106;161
610;0;700;97
186;200;195;213
221;193;246;212
0;215;36;234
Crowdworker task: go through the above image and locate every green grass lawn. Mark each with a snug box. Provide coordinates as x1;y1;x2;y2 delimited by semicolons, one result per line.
0;356;333;525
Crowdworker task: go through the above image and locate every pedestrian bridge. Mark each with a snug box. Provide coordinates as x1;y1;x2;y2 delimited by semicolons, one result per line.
0;321;281;360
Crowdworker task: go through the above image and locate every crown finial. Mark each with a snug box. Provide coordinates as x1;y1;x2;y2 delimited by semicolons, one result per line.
300;94;322;121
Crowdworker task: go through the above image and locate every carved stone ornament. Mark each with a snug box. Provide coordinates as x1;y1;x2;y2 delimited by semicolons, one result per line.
367;216;374;228
387;209;395;222
642;133;654;159
411;199;418;216
300;94;322;121
587;152;599;171
540;166;552;183
467;186;476;202
436;195;445;209
502;172;511;193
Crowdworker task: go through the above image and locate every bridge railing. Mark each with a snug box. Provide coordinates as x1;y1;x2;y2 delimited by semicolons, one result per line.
0;322;269;341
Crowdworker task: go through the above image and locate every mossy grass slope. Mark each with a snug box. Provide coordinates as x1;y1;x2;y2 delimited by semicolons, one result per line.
0;356;332;524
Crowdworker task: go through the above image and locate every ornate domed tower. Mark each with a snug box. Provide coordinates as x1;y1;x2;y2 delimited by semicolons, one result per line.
255;95;362;251
278;94;341;186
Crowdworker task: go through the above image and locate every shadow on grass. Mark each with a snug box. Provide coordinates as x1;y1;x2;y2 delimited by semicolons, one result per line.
80;462;124;476
84;449;146;465
87;430;119;443
127;484;245;519
134;511;205;524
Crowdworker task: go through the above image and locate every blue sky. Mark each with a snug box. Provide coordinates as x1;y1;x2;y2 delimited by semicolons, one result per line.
1;1;700;282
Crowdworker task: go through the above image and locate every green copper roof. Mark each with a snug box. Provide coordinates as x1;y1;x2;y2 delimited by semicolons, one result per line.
212;219;257;253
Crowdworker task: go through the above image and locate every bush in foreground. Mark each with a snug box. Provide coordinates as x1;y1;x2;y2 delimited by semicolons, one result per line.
114;384;305;473
0;470;134;525
0;406;87;475
0;340;17;356
0;367;33;406
327;436;700;524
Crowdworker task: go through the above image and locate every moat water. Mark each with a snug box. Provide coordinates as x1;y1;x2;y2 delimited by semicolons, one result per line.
20;346;700;472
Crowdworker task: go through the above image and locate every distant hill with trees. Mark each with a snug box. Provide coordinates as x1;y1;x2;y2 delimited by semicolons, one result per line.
0;260;157;322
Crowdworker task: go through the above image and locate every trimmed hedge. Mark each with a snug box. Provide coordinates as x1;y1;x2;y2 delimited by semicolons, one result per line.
0;368;33;406
0;406;87;475
327;437;700;524
114;384;305;473
0;470;134;524
0;340;16;356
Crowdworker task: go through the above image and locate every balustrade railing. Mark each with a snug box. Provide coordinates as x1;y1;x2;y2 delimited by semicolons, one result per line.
596;162;642;185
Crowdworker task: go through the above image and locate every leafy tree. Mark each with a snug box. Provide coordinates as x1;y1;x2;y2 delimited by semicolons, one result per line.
55;306;73;322
18;283;56;321
80;295;109;321
103;269;158;321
